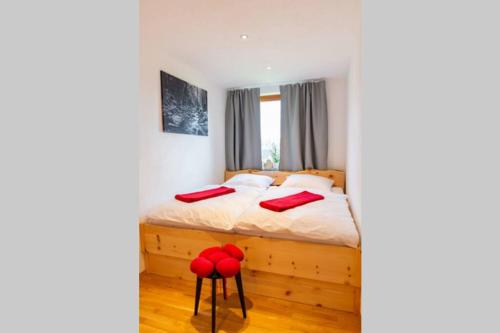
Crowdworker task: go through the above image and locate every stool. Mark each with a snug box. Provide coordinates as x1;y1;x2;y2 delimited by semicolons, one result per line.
190;244;247;333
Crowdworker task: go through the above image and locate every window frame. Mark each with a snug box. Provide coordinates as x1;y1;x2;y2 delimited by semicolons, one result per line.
260;94;281;102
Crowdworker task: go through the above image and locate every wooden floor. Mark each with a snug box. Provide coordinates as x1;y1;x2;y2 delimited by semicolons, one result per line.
140;273;361;333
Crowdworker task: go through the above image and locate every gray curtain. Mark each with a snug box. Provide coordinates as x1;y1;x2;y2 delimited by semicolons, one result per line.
225;88;262;171
279;81;328;171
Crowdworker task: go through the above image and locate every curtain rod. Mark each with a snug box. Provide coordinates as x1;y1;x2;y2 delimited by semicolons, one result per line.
228;78;325;91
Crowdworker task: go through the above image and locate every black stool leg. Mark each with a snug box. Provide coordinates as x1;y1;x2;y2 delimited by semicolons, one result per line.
194;277;202;315
235;272;247;319
211;278;216;333
222;278;227;300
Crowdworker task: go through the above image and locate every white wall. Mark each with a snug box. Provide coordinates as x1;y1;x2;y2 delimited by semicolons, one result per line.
346;44;362;231
140;8;227;271
140;38;226;215
139;55;226;214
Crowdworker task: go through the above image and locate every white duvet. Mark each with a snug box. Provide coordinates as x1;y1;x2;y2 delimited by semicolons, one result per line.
146;185;265;231
234;186;360;248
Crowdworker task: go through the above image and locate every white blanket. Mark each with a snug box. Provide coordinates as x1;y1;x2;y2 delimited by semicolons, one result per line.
234;186;359;248
146;185;265;231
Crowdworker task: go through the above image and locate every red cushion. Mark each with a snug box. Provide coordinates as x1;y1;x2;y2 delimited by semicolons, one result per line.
222;243;244;261
216;258;241;278
190;257;214;278
199;246;223;259
207;251;230;264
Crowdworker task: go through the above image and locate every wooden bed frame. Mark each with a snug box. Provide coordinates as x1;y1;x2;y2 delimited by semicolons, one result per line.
225;168;346;189
140;169;361;314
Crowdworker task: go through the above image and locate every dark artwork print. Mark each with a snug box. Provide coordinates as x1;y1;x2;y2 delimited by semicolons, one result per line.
161;71;208;136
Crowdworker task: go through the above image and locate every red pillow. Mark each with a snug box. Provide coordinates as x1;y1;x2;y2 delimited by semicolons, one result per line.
216;257;240;278
199;246;223;259
190;257;214;278
222;243;244;261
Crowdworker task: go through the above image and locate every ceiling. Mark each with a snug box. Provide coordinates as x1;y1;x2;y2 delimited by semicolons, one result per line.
141;0;360;88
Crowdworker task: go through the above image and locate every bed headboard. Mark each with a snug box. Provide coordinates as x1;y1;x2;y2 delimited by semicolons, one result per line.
224;169;345;190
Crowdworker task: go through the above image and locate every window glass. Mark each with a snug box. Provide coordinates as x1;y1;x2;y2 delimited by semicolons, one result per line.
260;100;280;170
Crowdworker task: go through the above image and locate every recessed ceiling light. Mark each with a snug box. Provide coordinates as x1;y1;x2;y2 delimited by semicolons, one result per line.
266;66;272;70
240;34;248;40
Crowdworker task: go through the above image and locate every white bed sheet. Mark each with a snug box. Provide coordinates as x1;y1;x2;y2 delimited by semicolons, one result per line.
234;186;359;248
146;184;265;231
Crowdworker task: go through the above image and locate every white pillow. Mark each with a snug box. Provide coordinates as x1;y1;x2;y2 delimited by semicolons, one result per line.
331;187;344;194
280;174;334;191
223;173;274;188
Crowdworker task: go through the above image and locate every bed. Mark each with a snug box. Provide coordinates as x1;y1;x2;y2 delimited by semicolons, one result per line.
140;169;361;314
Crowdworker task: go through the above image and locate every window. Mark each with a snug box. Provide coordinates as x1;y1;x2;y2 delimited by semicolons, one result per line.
260;95;280;170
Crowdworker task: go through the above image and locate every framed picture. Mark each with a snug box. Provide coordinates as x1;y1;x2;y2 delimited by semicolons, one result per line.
160;71;208;136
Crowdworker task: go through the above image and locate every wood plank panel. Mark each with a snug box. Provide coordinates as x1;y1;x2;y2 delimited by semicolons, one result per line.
143;224;234;260
228;268;359;313
141;221;361;313
143;225;360;287
145;253;360;313
233;235;360;287
224;169;346;189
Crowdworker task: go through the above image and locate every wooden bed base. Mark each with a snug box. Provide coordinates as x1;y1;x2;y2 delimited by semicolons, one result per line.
140;169;361;314
140;225;361;314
